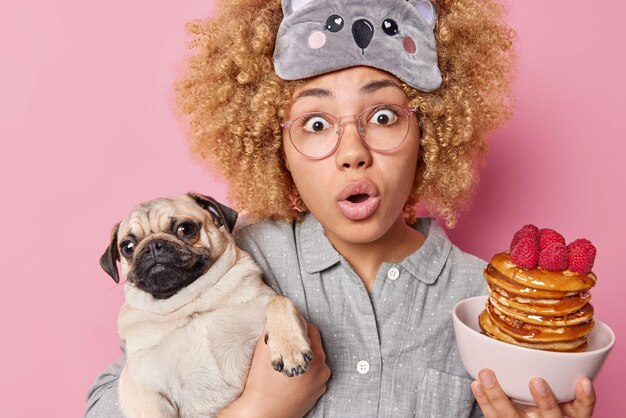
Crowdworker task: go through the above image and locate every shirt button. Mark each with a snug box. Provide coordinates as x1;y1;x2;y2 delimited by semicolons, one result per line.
356;360;370;374
387;267;400;281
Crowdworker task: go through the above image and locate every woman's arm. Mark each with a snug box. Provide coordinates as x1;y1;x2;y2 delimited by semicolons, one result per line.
219;324;331;418
85;345;126;417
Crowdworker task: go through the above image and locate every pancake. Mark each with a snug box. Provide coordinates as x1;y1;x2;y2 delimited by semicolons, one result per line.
488;284;591;316
484;264;578;299
479;310;588;353
485;300;594;343
488;294;594;327
489;252;596;293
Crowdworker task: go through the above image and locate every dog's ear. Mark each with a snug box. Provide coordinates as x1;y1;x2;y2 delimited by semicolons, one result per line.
100;224;120;283
188;193;238;234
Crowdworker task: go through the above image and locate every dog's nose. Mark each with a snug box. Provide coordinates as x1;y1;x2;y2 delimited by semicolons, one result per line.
352;19;374;53
147;239;167;257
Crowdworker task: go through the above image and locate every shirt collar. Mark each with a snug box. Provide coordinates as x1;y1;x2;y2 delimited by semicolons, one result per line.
297;213;452;285
298;213;341;273
397;217;452;285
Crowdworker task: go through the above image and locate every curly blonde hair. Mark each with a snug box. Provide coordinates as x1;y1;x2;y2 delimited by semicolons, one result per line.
175;0;516;227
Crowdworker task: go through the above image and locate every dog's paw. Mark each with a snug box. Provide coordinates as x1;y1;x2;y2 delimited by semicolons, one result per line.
264;295;313;377
265;329;312;377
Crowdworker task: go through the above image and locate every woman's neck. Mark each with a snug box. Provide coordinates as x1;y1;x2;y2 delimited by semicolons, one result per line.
326;216;426;293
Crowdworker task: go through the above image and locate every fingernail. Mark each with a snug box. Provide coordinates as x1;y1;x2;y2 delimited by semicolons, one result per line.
471;381;484;396
532;378;548;397
478;370;494;388
582;378;593;396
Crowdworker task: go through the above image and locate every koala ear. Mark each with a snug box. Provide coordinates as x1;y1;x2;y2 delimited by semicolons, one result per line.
188;193;238;234
415;0;438;29
100;225;120;283
282;0;315;16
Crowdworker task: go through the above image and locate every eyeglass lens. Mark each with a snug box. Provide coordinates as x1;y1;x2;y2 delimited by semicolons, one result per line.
288;104;412;159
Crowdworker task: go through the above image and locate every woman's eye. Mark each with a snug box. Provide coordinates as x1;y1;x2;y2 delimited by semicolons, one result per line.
302;116;332;133
176;222;197;238
368;108;398;126
121;241;135;257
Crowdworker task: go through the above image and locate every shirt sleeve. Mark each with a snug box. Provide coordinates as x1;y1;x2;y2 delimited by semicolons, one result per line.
233;220;298;296
85;342;126;418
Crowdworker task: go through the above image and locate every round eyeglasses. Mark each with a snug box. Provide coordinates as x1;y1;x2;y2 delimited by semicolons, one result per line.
280;103;418;160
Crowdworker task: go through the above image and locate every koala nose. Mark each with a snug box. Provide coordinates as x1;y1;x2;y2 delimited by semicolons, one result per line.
147;239;167;256
352;19;374;53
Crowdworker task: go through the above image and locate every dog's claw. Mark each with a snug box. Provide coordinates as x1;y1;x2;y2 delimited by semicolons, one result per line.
271;360;284;373
265;315;312;377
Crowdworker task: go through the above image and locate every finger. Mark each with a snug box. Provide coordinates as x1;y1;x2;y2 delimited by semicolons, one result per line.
303;324;331;389
307;323;322;345
471;380;498;418
560;377;595;418
529;378;563;418
477;369;520;417
307;324;326;362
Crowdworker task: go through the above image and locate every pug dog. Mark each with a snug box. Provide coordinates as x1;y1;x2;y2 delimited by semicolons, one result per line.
100;193;312;418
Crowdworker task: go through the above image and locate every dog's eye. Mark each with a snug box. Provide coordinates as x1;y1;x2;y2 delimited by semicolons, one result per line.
120;240;135;258
176;222;198;239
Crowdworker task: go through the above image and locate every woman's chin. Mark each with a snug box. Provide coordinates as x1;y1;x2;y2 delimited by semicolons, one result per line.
324;218;392;247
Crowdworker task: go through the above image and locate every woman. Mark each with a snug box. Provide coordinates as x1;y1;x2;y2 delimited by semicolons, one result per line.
87;0;596;416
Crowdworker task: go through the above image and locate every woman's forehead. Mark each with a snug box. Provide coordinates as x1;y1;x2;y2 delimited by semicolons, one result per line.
291;66;407;104
298;67;400;89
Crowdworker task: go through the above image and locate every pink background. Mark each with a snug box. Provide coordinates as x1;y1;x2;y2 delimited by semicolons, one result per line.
0;1;623;416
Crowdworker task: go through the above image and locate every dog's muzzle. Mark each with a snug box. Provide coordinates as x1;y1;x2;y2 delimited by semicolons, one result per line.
128;239;211;299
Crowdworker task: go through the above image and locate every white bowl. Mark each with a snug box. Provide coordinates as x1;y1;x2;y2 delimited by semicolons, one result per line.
452;295;615;404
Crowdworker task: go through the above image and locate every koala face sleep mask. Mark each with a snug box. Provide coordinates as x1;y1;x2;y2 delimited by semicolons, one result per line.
273;0;442;92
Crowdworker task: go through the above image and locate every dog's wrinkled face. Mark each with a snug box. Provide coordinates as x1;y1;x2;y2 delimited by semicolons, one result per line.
100;194;238;300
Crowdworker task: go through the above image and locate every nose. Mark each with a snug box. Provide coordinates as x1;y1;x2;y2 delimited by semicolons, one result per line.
147;239;167;257
352;19;374;52
335;122;372;170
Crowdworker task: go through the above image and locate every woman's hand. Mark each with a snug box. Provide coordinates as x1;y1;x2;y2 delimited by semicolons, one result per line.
471;369;595;418
220;323;331;418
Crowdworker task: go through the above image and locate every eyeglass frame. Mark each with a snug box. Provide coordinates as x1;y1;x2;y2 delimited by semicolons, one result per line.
280;103;419;160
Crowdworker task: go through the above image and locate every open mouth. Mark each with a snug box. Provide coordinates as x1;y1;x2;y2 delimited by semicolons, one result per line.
336;181;381;220
347;193;370;203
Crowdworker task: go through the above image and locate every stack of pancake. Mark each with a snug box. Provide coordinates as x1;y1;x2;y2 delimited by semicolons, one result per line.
479;252;597;352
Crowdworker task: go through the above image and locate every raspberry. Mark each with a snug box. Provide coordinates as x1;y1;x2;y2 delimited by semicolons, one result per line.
510;224;540;253
510;236;539;269
567;239;597;274
539;242;569;271
539;228;566;251
567;238;594;253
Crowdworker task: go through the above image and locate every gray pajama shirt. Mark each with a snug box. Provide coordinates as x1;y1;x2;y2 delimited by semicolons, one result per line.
86;213;487;417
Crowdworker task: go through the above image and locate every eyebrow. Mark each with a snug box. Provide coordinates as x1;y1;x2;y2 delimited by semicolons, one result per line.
292;79;403;105
292;87;333;104
359;79;403;95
